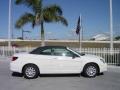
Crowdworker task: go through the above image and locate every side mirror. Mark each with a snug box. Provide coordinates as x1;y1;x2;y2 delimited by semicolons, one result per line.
72;55;76;59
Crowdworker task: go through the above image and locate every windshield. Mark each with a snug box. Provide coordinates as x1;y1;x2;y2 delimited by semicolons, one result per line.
68;48;85;56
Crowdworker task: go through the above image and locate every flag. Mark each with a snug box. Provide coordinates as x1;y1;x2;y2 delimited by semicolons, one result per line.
76;16;80;35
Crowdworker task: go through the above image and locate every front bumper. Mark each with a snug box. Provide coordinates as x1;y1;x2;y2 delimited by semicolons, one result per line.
100;63;107;73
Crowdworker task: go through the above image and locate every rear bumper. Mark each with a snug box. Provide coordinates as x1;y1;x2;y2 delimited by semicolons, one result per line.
10;62;22;73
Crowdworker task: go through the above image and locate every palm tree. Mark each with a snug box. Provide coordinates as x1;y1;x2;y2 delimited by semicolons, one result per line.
15;0;68;46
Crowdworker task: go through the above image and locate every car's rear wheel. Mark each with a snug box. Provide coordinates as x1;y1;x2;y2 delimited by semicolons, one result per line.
83;63;98;78
23;64;39;79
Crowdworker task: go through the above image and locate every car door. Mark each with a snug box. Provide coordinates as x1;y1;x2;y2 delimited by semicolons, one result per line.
52;48;83;73
31;47;60;73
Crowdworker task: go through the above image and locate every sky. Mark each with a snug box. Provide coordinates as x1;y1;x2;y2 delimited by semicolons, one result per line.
0;0;120;40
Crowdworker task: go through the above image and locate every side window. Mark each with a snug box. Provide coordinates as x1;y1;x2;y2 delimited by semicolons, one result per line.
40;49;51;55
52;48;73;57
30;47;42;54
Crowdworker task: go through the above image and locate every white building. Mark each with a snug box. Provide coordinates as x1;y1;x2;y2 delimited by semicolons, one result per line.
91;34;110;41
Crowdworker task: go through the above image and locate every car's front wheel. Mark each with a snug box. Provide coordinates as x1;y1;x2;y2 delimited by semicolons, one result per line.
23;64;39;79
83;63;98;78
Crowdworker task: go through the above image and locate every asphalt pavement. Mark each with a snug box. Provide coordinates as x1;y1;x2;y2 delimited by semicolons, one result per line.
0;56;120;90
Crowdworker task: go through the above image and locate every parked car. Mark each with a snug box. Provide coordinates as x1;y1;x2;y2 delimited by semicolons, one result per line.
10;46;107;79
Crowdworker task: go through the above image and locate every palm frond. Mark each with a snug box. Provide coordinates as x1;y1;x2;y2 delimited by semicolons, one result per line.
15;0;42;13
43;9;68;26
43;4;62;16
15;0;38;6
43;15;68;26
15;13;35;28
55;16;68;26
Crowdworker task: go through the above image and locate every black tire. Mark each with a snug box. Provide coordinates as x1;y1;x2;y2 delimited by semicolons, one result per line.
83;63;98;78
23;64;39;79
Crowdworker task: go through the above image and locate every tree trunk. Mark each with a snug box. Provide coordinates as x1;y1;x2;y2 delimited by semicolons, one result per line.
41;21;45;46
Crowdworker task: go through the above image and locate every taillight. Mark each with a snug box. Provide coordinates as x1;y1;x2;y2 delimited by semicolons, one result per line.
12;57;18;61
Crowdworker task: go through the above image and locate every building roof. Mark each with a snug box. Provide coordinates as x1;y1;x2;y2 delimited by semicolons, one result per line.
92;34;110;41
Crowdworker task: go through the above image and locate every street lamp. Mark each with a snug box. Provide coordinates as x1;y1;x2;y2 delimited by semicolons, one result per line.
22;28;31;40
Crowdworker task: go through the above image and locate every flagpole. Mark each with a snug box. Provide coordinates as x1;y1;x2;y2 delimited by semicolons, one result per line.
79;15;82;52
78;27;80;45
8;0;12;48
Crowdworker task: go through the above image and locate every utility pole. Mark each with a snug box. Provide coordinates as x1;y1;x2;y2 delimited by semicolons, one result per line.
8;0;12;48
110;0;113;52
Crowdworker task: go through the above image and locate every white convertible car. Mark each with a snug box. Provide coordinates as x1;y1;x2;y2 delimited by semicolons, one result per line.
10;46;107;79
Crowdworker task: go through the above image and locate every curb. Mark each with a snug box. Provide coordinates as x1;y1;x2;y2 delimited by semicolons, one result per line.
107;65;120;73
0;57;10;61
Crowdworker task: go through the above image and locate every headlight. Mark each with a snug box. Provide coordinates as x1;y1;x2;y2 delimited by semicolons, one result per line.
100;59;105;63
